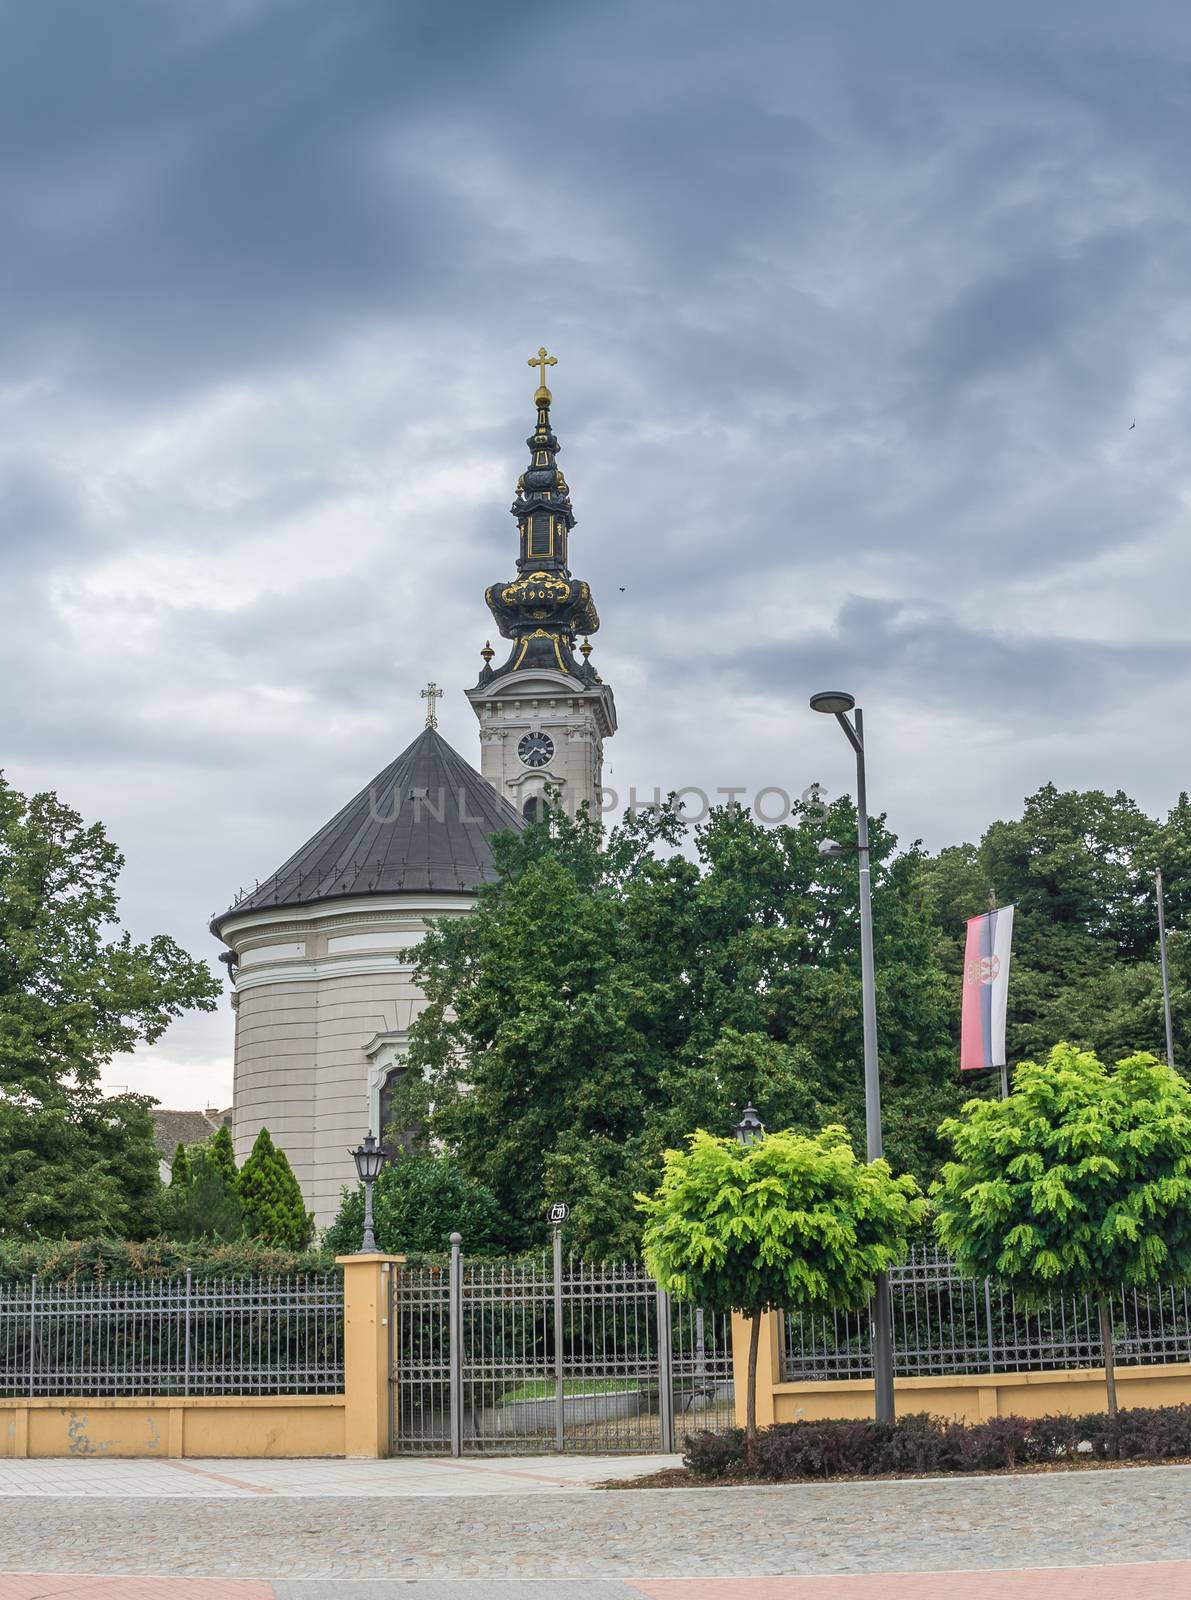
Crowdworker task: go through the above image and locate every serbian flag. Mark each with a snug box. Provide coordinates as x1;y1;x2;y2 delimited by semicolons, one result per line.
960;906;1015;1071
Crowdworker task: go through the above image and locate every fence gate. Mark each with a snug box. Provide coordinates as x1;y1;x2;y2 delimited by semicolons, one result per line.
390;1235;733;1455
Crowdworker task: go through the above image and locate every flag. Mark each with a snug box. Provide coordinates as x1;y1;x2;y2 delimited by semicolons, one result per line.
960;905;1015;1072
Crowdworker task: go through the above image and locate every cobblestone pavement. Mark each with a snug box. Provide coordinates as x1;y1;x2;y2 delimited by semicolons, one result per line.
0;1463;1189;1584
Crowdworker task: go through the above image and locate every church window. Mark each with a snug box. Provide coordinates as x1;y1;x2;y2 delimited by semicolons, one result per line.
523;796;549;823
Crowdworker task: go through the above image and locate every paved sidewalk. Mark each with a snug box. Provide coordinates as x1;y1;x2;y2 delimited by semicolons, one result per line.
0;1459;1184;1580
0;1453;675;1498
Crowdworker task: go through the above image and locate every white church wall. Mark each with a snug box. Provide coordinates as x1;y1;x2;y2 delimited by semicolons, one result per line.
221;894;474;1229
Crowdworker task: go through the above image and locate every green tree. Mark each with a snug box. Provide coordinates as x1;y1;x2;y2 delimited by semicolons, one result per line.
0;1091;162;1238
169;1142;191;1187
396;797;956;1258
933;1042;1191;1414
923;785;1191;1071
0;772;220;1237
324;1152;510;1256
639;1126;924;1456
238;1128;313;1249
157;1145;244;1242
207;1124;238;1191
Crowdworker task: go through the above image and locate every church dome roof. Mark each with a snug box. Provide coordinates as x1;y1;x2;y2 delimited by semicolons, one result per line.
212;727;525;934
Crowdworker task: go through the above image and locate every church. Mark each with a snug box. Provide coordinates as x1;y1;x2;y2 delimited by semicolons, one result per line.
211;352;616;1225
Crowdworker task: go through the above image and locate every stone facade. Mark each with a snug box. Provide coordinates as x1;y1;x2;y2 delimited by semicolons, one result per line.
220;894;473;1226
467;664;616;819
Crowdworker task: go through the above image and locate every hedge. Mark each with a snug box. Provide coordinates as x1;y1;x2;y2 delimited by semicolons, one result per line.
684;1406;1191;1480
0;1237;336;1284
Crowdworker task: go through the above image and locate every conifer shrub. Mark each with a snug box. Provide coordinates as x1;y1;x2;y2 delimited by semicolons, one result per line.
238;1128;314;1249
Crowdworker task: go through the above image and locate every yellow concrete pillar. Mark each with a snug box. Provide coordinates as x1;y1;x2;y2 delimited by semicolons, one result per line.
731;1310;783;1430
337;1253;404;1458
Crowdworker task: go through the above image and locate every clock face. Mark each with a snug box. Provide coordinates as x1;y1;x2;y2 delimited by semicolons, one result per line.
518;730;555;769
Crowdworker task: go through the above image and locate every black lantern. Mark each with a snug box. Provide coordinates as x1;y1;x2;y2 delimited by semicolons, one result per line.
734;1105;765;1146
350;1132;386;1252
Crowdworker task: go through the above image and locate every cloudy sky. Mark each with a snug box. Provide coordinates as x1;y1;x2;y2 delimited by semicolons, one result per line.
4;0;1191;1107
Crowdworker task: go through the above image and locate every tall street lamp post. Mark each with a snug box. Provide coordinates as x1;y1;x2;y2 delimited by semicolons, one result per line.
350;1132;386;1253
809;689;895;1425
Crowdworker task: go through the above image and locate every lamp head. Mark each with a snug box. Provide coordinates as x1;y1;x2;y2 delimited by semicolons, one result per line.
809;690;856;716
734;1104;765;1146
351;1131;386;1184
818;838;845;859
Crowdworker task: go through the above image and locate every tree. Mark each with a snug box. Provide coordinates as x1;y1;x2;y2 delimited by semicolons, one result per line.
157;1145;244;1242
923;785;1191;1071
207;1124;238;1191
324;1151;510;1256
638;1126;925;1457
933;1042;1191;1414
0;1091;163;1238
238;1128;313;1249
395;797;956;1258
169;1143;191;1187
0;772;220;1237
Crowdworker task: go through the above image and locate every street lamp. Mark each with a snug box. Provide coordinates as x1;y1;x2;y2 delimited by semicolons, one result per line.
734;1104;765;1146
350;1132;386;1253
809;689;895;1425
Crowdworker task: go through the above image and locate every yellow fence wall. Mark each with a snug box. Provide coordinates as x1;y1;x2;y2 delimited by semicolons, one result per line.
0;1394;345;1459
1;1253;401;1461
731;1309;1191;1426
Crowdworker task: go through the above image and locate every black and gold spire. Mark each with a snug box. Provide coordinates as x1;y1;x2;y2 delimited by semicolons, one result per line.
478;348;600;683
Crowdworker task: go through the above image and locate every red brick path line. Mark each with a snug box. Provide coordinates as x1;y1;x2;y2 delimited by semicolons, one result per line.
0;1579;273;1598
630;1561;1191;1599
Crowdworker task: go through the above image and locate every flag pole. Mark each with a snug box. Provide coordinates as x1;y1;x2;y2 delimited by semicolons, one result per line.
1156;869;1175;1069
989;889;1009;1100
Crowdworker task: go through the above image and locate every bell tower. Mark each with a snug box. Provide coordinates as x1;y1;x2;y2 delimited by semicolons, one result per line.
466;349;616;820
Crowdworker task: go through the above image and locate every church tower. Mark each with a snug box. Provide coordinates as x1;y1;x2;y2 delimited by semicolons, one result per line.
466;349;616;820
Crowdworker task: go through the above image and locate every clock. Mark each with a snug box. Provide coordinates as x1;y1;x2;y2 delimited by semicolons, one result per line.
517;731;555;769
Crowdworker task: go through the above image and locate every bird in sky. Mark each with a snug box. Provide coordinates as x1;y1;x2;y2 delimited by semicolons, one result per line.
1129;419;1136;430
619;586;626;592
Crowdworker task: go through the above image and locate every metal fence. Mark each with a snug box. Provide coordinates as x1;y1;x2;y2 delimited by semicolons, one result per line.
392;1236;734;1455
783;1248;1191;1381
0;1274;344;1398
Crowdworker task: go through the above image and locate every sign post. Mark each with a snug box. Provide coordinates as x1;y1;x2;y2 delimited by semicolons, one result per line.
549;1204;569;1452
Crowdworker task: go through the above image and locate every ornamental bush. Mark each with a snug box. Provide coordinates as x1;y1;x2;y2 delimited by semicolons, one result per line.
683;1405;1191;1481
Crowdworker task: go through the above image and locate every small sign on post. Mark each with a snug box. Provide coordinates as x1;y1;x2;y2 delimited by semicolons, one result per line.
547;1202;570;1226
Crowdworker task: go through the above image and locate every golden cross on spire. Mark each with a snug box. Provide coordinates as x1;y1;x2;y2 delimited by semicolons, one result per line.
421;681;442;729
528;345;557;400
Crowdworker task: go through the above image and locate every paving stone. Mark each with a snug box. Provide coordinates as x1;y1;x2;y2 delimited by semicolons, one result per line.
0;1466;1188;1582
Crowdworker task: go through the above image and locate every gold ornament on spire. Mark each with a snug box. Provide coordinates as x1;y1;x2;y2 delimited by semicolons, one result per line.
481;640;495;664
421;681;443;729
579;638;592;659
528;345;558;402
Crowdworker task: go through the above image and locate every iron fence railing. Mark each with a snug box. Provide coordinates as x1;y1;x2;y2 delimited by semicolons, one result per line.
0;1274;344;1397
391;1240;734;1456
783;1247;1191;1381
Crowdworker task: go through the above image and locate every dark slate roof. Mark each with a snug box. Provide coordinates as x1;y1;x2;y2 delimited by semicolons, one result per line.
212;727;525;934
150;1108;224;1159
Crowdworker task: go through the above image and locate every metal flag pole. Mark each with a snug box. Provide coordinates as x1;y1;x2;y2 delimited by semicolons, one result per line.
1157;869;1175;1069
988;890;1009;1101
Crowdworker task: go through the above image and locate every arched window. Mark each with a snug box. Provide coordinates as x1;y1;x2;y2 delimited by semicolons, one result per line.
379;1065;416;1157
523;795;548;824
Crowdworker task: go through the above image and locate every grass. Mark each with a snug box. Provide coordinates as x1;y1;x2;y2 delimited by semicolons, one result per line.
500;1377;642;1403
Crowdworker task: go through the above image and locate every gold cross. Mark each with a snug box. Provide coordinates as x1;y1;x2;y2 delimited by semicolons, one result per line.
528;346;557;398
421;681;443;729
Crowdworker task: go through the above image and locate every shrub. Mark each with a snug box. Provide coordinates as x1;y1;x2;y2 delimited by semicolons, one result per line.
324;1151;511;1257
0;1236;334;1283
682;1405;1191;1481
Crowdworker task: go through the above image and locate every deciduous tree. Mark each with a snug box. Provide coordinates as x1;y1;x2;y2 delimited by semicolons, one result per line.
933;1042;1191;1413
639;1126;924;1456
